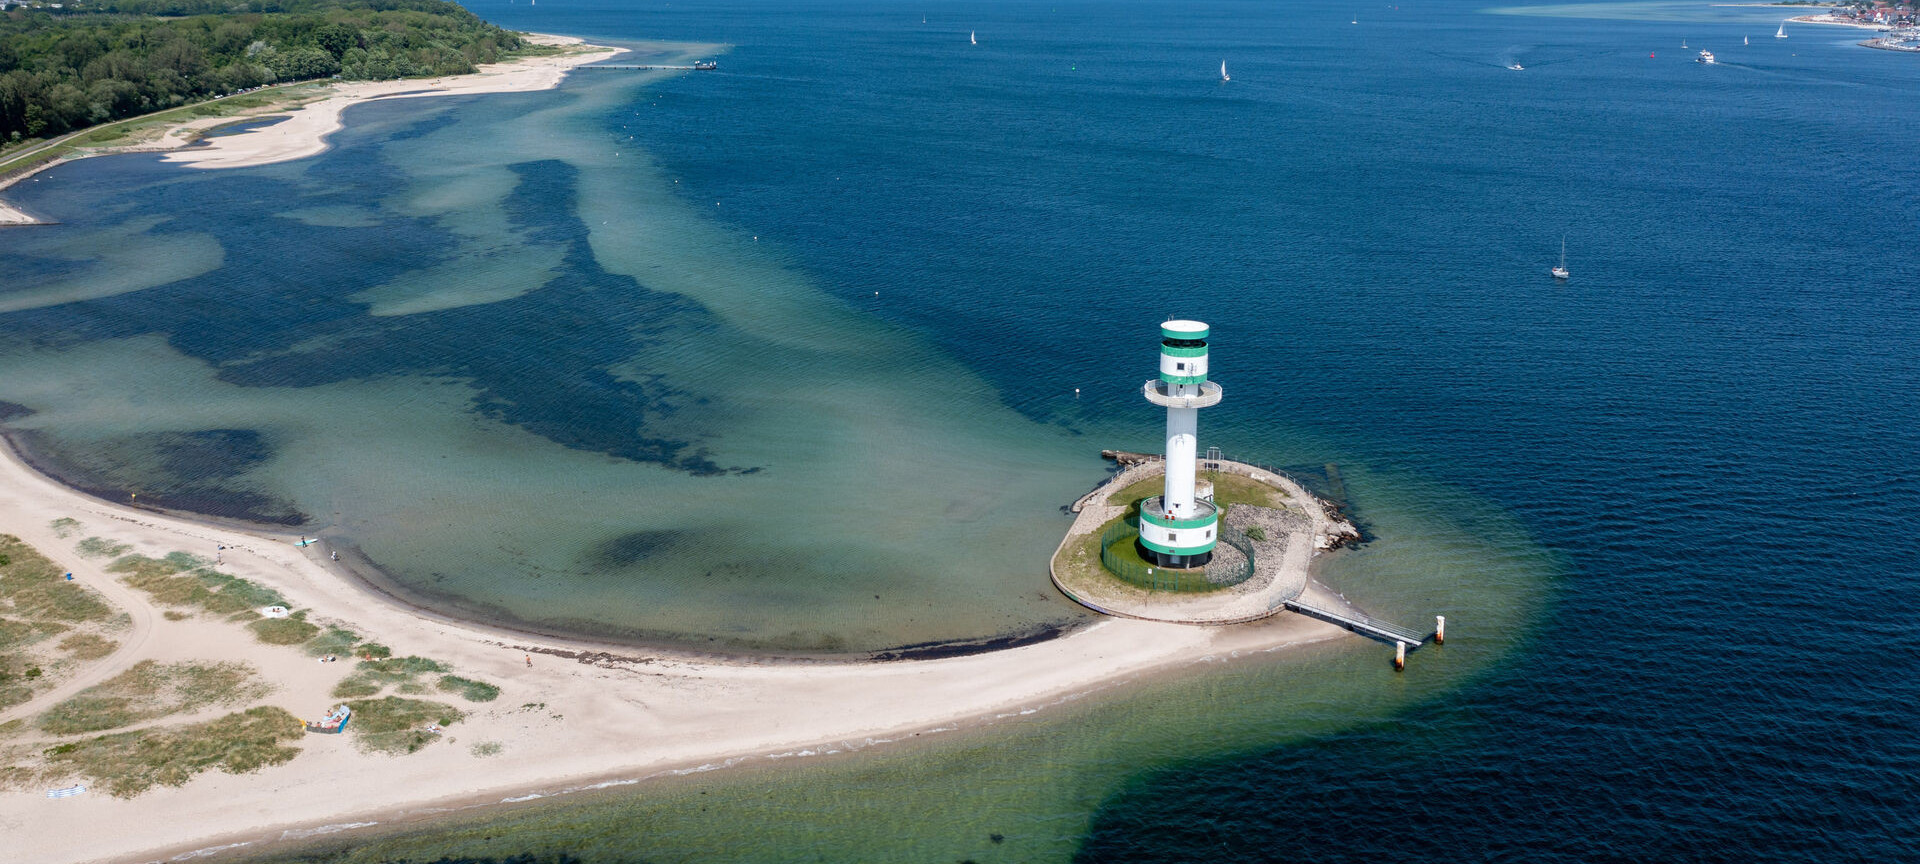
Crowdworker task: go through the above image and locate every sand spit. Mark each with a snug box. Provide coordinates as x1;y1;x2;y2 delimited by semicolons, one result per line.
0;34;620;226
0;437;1355;864
161;34;622;171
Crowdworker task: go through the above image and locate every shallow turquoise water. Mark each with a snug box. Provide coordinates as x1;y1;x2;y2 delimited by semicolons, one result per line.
4;0;1918;859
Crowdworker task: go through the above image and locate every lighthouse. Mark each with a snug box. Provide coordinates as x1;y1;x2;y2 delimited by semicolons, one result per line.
1138;319;1224;568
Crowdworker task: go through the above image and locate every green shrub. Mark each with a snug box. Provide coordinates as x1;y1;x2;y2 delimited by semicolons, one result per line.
305;626;360;658
345;697;462;756
249;612;319;646
436;675;500;703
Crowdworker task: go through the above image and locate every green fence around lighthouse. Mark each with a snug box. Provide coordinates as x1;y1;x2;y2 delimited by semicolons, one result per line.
1099;520;1254;592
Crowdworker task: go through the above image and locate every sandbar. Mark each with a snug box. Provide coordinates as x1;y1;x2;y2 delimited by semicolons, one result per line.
0;433;1356;864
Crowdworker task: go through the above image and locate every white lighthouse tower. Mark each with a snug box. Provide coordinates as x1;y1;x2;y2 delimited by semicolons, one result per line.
1138;319;1224;568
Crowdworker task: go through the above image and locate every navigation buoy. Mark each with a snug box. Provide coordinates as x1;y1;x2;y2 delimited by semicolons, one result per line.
1394;640;1407;671
1435;615;1446;645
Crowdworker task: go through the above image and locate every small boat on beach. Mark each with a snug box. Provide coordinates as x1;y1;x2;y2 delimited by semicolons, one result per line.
1551;236;1570;280
304;704;352;734
1696;49;1716;64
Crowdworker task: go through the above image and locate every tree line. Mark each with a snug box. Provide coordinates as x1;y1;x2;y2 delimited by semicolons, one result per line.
0;0;525;142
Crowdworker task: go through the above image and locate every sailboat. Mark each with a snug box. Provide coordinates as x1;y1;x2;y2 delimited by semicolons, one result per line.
1776;21;1788;38
1745;35;1750;46
1682;38;1688;49
1220;60;1230;82
1551;237;1570;280
970;31;977;45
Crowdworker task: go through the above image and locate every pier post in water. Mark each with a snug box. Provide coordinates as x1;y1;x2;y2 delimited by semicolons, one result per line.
1435;615;1446;645
1394;640;1407;672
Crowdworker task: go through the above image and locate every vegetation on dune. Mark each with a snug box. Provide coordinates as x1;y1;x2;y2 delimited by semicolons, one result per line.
304;624;361;657
73;536;130;559
331;654;445;698
110;553;324;647
250;608;320;644
37;658;270;734
437;674;500;702
0;0;527;144
34;705;304;797
0;534;116;710
56;631;117;659
344;695;462;755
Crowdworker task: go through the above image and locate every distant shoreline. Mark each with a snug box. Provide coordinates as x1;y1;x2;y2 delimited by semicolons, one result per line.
0;33;621;227
1787;13;1893;30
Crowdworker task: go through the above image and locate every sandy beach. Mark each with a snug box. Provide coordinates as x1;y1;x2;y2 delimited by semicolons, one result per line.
0;433;1355;864
0;33;621;226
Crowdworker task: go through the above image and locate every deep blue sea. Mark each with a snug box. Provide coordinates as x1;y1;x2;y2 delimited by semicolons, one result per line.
4;0;1919;860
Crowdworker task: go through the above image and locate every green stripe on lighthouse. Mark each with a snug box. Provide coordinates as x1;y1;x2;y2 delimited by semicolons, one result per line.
1161;324;1209;340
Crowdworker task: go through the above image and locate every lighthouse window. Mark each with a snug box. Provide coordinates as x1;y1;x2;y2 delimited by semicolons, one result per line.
1175;362;1186;370
1206;529;1213;539
1168;532;1178;542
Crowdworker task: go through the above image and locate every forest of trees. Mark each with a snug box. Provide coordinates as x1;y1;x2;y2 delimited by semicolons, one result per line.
0;0;525;142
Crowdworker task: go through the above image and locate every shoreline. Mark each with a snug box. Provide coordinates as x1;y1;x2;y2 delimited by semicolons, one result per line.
0;418;1358;864
1788;13;1893;29
0;421;1089;664
0;33;624;226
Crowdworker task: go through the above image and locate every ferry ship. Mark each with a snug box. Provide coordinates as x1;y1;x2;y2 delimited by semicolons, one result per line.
693;60;718;70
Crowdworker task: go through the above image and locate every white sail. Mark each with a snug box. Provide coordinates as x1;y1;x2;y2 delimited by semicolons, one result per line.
1220;60;1229;81
970;31;976;45
1776;21;1788;38
1745;36;1750;45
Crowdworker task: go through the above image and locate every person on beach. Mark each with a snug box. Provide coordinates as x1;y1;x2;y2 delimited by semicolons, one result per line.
525;654;532;667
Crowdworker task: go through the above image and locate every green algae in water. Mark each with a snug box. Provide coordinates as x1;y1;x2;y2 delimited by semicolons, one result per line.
245;466;1556;863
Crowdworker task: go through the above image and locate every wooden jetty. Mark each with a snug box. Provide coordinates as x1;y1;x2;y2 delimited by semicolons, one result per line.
1283;597;1430;647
